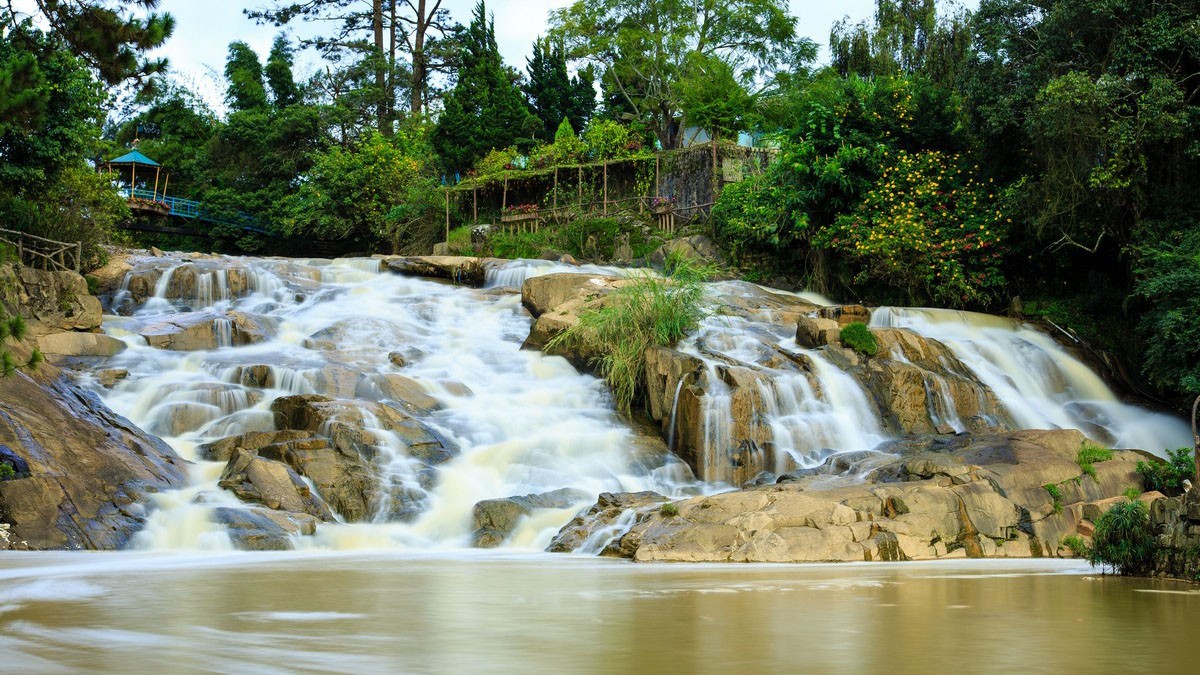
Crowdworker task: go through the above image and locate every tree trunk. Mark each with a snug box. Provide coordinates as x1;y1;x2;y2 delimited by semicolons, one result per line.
373;0;389;136
411;0;428;116
388;0;397;123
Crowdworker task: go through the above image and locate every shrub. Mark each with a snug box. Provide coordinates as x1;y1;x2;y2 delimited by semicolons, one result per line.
840;322;878;356
1044;483;1063;514
1061;534;1090;557
0;462;13;480
27;348;43;368
660;502;679;517
6;314;27;340
0;351;15;377
1076;442;1113;481
1088;500;1156;576
85;275;100;296
1137;448;1195;496
547;253;711;413
1122;486;1142;501
583;119;642;161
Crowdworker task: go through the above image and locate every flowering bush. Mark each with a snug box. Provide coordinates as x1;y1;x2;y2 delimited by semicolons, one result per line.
504;203;539;215
652;195;677;208
817;150;1008;307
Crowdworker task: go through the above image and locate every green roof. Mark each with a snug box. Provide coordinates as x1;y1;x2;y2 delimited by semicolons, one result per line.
107;149;160;166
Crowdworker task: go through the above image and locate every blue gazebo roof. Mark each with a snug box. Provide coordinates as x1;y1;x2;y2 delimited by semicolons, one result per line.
106;149;160;166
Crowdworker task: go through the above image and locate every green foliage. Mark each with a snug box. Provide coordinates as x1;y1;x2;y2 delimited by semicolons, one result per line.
224;41;268;112
0;462;13;480
582;119;644;161
1133;226;1200;393
1044;483;1063;514
547;254;711;412
85;276;100;296
1061;534;1089;558
433;1;538;173
1122;487;1142;502
265;35;301;107
840;322;878;357
0;350;15;377
550;0;804;148
678;54;756;140
525;38;596;141
475;147;521;177
1136;448;1196;497
489;230;556;260
27;347;44;367
1088;500;1156;576
1076;442;1113;481
6;314;27;341
659;502;679;517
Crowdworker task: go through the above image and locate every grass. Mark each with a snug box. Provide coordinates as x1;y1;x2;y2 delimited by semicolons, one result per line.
1076;441;1113;481
840;322;878;356
1061;534;1089;557
659;502;679;517
6;314;27;341
1;351;16;377
547;250;712;413
27;348;43;368
1122;486;1141;501
85;275;101;296
1044;483;1063;514
0;463;13;480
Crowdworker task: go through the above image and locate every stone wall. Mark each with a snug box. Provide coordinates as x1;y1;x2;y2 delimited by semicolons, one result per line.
1150;489;1200;580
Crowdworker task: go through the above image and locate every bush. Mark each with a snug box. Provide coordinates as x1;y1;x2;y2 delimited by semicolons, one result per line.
1061;534;1089;557
1088;500;1156;576
0;462;13;480
7;314;27;341
840;322;878;356
1;351;15;377
1137;448;1195;496
1044;483;1064;514
583;119;642;161
660;502;679;517
547;252;711;413
27;348;43;368
85;275;100;296
1076;442;1113;481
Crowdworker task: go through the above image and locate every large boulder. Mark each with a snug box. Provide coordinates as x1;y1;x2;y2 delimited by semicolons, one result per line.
383;256;500;286
471;488;589;548
212;506;318;551
0;360;187;550
547;491;670;554
218;448;336;521
38;331;127;358
139;310;276;351
551;429;1144;562
0;264;102;334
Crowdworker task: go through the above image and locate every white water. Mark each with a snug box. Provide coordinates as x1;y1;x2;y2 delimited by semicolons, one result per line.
98;257;695;551
872;307;1190;454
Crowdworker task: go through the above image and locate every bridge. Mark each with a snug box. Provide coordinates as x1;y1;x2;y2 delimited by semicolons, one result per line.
104;149;271;237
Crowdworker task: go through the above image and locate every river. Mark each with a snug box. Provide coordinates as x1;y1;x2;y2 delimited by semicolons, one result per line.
0;553;1195;674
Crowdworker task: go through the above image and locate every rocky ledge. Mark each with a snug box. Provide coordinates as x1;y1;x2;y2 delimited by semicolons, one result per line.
550;429;1159;562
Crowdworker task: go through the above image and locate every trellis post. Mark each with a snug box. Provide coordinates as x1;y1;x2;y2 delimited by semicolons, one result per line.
473;174;478;226
444;188;450;243
603;161;608;216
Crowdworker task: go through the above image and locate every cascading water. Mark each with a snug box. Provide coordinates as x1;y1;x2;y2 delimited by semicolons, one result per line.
871;307;1190;453
97;257;696;552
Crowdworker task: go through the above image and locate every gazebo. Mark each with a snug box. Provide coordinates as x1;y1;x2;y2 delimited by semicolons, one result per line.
102;148;171;215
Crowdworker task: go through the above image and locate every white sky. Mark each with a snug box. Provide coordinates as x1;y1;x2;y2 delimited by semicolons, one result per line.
13;0;979;111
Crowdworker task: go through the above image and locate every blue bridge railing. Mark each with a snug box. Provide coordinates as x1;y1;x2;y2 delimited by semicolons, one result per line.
118;187;270;235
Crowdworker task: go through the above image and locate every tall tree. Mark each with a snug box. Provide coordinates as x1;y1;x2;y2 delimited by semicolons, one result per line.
266;35;302;107
224;41;269;112
830;0;972;85
432;1;536;173
524;37;595;140
550;0;802;149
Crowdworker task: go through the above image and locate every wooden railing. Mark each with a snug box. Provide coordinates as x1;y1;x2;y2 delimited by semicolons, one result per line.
0;228;82;273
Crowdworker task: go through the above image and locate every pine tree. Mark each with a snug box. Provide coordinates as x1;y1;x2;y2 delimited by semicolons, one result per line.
224;42;268;112
432;0;536;174
265;35;301;107
524;38;595;141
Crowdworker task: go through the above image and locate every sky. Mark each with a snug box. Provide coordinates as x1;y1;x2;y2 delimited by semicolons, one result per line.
148;0;950;109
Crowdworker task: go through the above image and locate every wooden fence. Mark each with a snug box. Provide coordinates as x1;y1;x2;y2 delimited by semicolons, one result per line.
0;228;82;273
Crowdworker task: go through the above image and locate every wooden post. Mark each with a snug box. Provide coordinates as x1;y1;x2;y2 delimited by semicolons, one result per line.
162;172;170;204
603;161;608;216
502;173;508;213
552;168;558;222
75;242;81;273
577;166;583;211
472;175;478;226
655;153;661;198
153;166;161;200
444;188;450;243
131;163;136;195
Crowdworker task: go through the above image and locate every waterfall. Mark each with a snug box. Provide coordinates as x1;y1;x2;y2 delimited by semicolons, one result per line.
871;307;1189;453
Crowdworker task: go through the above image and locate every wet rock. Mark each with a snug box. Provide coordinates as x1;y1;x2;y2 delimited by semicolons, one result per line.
0;368;187;550
139;311;276;351
94;368;130;388
649;235;722;266
471;488;589;548
816;305;872;327
212;506;317;551
355;373;441;414
521;273;620;319
388;351;408;367
218;448;336;521
795;316;841;349
0;264;102;334
547;491;669;553
38;332;126;358
384;256;499;286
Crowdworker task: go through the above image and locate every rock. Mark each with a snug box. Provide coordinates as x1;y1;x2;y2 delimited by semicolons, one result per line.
431;242;450;256
548;429;1148;563
471;488;589;547
0;264;102;334
649;236;721;266
547;491;670;553
88;255;133;297
355;373;441;414
218;448;336;521
388;351;408;367
150;246;165;257
139;311;276;351
212;506;317;551
0;370;187;550
796;316;841;349
520;273;620;318
384;256;499;286
94;368;129;388
38;331;126;358
817;305;872;327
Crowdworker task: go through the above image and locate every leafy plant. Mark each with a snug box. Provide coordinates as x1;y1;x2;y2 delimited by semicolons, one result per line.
840;322;878;356
660;502;679;517
1044;483;1063;514
1087;500;1156;576
27;348;44;368
1076;442;1113;481
0;351;16;377
547;252;711;413
7;314;27;340
1122;486;1141;501
85;275;100;295
1061;534;1089;558
1136;448;1195;496
0;463;13;480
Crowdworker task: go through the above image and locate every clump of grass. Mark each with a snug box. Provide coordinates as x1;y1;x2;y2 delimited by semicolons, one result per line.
660;502;679;517
0;462;14;480
1076;441;1113;481
1122;486;1141;501
85;275;101;296
6;314;27;341
547;250;711;413
0;351;16;377
1044;483;1063;514
840;322;878;356
1061;534;1090;557
26;348;43;368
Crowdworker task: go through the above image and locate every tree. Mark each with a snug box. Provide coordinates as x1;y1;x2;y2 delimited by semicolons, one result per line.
432;0;536;174
550;0;803;148
677;54;755;141
224;42;268;112
266;35;302;107
524;37;595;140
